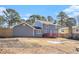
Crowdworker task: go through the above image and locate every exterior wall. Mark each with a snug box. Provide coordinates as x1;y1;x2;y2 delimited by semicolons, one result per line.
43;24;58;34
13;24;34;37
34;20;58;37
42;24;58;37
72;27;79;34
58;26;79;38
34;29;43;37
58;27;69;37
72;27;79;38
0;28;13;37
58;28;69;34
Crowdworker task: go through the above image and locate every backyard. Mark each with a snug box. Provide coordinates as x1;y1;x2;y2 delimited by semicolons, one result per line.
0;38;79;54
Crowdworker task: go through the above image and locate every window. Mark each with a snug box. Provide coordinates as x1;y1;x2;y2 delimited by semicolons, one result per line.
50;30;53;33
45;29;49;33
61;29;64;32
76;29;79;32
36;30;42;34
45;25;49;33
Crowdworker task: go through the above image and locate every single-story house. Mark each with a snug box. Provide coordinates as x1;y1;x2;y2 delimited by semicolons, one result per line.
13;22;42;37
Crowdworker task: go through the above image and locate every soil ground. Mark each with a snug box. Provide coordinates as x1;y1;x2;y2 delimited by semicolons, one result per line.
0;38;79;54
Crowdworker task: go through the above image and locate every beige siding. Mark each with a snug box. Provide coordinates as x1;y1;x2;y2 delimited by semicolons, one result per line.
58;27;69;34
58;27;69;37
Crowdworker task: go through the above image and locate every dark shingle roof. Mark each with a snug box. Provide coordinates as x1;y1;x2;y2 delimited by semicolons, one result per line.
34;26;42;29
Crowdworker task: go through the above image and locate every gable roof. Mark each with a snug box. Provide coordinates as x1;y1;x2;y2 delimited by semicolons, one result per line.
13;22;35;29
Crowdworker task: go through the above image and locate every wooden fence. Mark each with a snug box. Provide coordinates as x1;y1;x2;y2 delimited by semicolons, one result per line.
0;28;13;37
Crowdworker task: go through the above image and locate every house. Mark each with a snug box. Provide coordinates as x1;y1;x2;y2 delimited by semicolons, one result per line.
13;20;58;37
72;26;79;39
13;22;42;37
58;26;79;38
58;27;69;37
0;20;58;37
33;20;58;37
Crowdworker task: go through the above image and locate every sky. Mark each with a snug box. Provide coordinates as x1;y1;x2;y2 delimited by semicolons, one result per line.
0;5;79;20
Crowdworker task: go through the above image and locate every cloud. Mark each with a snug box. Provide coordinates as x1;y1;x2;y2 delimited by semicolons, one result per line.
22;17;28;20
63;5;79;17
25;13;32;17
21;13;32;20
0;7;6;15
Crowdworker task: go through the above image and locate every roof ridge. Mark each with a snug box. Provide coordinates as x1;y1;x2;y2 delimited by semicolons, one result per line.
13;22;35;29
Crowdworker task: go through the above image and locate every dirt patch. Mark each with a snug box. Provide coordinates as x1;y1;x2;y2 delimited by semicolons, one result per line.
0;38;79;54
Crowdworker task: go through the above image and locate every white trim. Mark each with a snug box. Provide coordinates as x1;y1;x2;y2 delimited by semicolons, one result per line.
13;22;35;29
33;28;35;37
36;29;42;34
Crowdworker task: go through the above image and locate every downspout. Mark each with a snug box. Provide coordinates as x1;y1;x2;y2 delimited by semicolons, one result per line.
33;28;35;37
